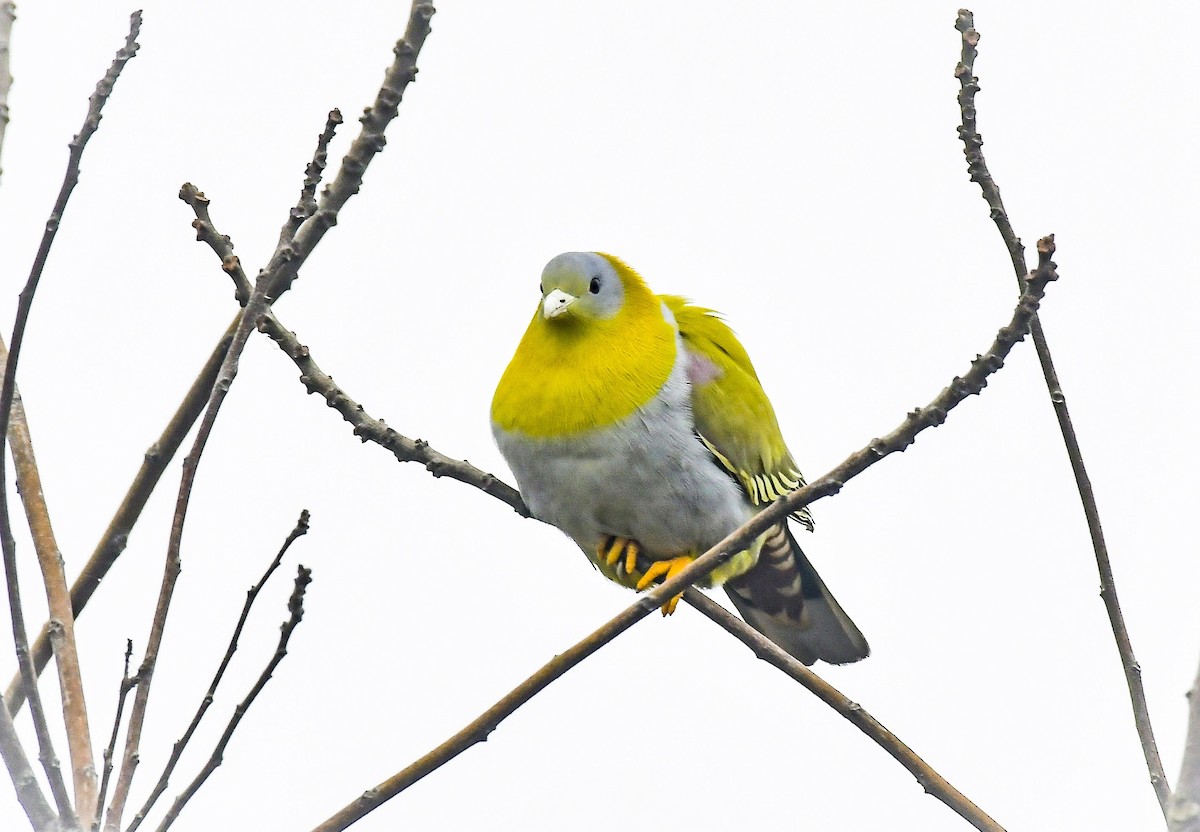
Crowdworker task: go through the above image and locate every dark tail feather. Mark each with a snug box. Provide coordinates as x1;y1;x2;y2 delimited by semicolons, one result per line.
724;523;868;666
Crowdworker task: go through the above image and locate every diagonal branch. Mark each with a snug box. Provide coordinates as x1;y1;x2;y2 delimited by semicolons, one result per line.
95;640;136;832
953;9;1168;814
1169;653;1200;831
178;185;526;509
104;191;272;832
0;695;57;831
309;238;1058;831
6;353;98;826
683;589;1004;831
126;511;310;832
4;319;236;716
258;311;527;512
10;5;427;720
270;3;433;300
152;565;312;832
0;13;142;829
177;148;1050;828
104;7;435;829
279;110;342;249
0;9;59;828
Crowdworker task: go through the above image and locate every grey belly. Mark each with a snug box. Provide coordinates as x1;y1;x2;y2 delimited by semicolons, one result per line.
495;405;751;560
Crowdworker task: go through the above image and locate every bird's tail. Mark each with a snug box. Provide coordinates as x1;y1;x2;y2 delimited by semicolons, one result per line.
723;523;868;666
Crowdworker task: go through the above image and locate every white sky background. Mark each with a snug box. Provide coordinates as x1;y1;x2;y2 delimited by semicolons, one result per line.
0;1;1196;830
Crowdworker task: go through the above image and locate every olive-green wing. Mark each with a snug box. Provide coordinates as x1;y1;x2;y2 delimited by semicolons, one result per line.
662;295;813;531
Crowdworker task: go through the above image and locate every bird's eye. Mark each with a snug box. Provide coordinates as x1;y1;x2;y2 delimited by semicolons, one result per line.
539;283;544;294
589;277;601;294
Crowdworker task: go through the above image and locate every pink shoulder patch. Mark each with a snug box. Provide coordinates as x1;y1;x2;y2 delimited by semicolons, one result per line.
685;346;723;385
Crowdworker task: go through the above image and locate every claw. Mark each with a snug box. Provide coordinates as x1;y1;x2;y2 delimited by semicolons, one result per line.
623;539;640;575
599;536;641;576
635;555;695;615
600;536;621;567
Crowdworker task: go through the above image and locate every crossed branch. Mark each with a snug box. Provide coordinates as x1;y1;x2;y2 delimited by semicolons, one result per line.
0;6;1188;832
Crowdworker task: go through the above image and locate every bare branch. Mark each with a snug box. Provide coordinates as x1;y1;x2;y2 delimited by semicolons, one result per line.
1170;655;1200;831
5;319;235;716
151;566;312;832
104;236;272;830
105;254;254;832
10;9;416;719
270;3;433;300
281;110;343;248
10;9;429;717
181;103;342;308
954;9;1168;813
0;0;14;185
95;640;136;832
127;511;310;832
0;13;142;829
0;696;57;831
105;8;435;828
682;590;1004;831
310;240;1057;831
260;312;528;513
181;181;525;514
0;10;59;829
1;336;98;826
177;184;252;291
187;190;252;306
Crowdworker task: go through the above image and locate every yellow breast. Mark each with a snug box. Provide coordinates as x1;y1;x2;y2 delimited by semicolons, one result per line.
492;277;676;439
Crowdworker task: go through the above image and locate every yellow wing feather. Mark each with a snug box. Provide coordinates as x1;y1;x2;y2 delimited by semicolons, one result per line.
662;295;814;531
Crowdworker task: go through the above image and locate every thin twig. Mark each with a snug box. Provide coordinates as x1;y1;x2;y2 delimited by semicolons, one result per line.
127;511;310;832
104;233;260;832
310;240;1058;831
1170;653;1200;831
104;211;280;831
153;566;312;832
9;8;420;717
269;4;433;300
2;335;99;826
954;9;1169;814
261;313;529;513
0;13;141;828
0;0;14;185
105;8;434;828
180;180;525;524
0;8;55;825
95;640;136;832
10;3;430;719
5;318;236;715
0;695;57;831
177;184;525;515
189;202;252;307
280;110;343;248
683;589;1004;830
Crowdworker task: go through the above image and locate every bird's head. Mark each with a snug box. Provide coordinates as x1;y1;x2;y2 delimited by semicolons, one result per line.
535;252;652;327
491;251;675;436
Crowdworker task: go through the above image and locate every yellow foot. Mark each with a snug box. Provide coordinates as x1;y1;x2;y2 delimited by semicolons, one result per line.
635;555;695;616
598;535;642;577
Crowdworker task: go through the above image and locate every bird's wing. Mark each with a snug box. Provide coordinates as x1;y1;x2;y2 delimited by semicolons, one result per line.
662;295;813;531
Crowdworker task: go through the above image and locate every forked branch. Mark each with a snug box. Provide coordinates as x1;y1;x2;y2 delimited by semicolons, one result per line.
683;589;1003;831
954;9;1167;814
0;12;142;829
103;6;435;829
309;238;1057;832
152;565;313;832
127;512;311;832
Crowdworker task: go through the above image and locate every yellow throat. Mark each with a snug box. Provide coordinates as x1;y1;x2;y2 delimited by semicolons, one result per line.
491;254;677;438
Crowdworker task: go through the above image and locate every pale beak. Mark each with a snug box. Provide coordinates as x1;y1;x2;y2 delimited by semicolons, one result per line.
542;288;577;320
